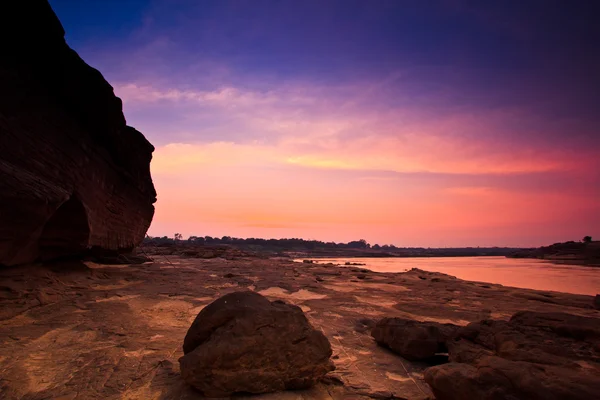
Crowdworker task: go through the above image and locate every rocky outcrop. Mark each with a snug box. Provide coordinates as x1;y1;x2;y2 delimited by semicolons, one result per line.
0;1;156;266
371;317;458;361
179;291;334;397
1;257;598;399
425;311;600;400
425;356;599;400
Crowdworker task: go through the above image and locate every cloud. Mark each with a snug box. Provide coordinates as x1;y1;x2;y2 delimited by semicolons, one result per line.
115;83;307;107
120;81;597;178
114;78;599;247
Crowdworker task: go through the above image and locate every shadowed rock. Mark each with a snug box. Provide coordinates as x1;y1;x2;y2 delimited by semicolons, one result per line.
371;317;459;361
0;1;155;266
425;311;600;400
179;291;334;397
425;355;600;400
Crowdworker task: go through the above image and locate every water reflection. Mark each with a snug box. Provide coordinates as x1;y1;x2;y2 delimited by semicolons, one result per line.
303;256;599;296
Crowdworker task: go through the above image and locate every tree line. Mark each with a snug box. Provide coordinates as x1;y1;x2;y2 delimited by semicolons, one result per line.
142;235;521;255
144;235;374;250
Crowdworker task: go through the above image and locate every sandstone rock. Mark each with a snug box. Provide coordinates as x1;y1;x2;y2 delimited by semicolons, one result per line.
447;312;600;365
179;291;334;397
0;1;155;266
425;355;600;400
371;317;459;361
509;310;600;340
595;294;600;310
425;311;600;400
354;318;377;333
1;255;596;399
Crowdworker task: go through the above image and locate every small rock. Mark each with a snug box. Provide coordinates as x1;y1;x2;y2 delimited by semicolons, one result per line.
371;318;459;361
201;251;215;258
354;318;376;333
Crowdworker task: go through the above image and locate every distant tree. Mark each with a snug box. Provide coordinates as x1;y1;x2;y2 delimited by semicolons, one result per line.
583;236;592;243
346;239;370;249
174;233;183;241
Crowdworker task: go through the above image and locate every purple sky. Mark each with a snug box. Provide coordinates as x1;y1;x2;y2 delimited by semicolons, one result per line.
50;0;600;246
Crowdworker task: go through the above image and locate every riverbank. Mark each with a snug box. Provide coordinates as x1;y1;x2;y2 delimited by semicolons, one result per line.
508;240;600;266
0;255;598;399
296;256;600;295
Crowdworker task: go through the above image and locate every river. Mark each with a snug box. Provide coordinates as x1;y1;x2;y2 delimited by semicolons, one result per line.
299;256;599;296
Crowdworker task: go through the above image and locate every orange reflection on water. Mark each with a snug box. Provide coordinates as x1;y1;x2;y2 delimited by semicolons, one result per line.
306;256;599;296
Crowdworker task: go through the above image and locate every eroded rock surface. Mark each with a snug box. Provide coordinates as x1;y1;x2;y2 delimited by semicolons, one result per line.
180;291;334;397
371;318;458;361
0;1;156;266
0;257;598;399
425;311;600;400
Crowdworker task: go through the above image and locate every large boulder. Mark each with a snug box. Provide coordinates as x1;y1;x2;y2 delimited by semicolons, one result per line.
425;311;600;400
371;317;459;361
425;355;600;400
179;291;334;397
0;1;156;266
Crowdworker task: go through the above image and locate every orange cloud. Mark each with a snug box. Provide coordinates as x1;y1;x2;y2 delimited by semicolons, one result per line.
115;82;598;246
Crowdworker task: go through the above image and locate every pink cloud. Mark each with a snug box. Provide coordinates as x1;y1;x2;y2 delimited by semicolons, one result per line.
114;81;598;246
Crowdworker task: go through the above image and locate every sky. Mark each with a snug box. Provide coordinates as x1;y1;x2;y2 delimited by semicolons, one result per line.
50;0;600;247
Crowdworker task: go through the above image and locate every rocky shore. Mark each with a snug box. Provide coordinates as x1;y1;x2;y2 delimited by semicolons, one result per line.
3;3;597;399
1;254;598;399
508;240;600;266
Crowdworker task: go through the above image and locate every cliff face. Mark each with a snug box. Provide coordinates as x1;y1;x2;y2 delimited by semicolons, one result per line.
0;1;156;266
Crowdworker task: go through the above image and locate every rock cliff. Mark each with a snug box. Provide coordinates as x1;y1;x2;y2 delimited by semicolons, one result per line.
0;1;156;266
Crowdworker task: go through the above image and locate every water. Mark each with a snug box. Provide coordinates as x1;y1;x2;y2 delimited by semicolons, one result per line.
300;256;599;296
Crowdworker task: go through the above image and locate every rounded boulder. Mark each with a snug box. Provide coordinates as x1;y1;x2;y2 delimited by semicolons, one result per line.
179;291;334;397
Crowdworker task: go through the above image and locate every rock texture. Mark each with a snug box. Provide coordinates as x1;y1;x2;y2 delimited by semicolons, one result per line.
371;317;458;361
179;291;334;397
425;311;600;400
0;1;156;266
0;257;598;399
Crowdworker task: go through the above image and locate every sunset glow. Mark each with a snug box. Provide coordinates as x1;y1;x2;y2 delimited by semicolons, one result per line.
51;0;600;247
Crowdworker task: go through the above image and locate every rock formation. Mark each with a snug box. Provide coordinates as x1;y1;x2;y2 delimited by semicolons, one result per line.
371;317;458;361
1;258;598;399
179;291;334;397
0;1;156;266
424;311;600;400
